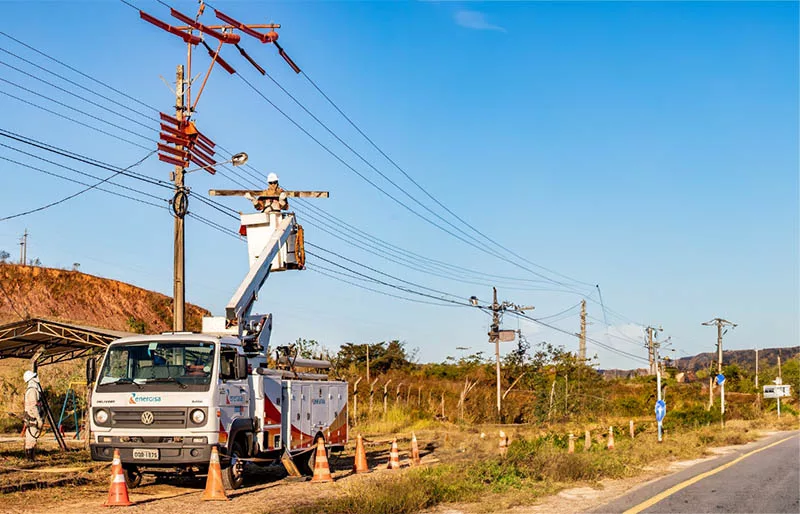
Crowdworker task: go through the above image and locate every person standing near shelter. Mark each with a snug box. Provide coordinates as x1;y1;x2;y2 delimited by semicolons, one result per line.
23;370;43;461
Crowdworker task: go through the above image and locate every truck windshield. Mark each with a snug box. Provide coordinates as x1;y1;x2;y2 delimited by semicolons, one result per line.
96;341;215;392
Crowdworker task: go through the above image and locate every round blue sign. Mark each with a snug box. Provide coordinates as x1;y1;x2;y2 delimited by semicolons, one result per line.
655;399;666;422
716;374;725;385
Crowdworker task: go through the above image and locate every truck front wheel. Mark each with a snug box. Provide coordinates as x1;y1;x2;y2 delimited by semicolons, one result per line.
221;441;246;490
122;465;142;489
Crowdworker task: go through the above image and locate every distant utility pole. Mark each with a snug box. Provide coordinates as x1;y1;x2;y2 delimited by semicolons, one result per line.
702;318;737;374
18;229;27;265
579;300;587;362
469;288;533;418
645;326;662;375
755;348;759;388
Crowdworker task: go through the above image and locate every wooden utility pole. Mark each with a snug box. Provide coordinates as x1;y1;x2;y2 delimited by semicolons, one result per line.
172;64;186;331
702;318;737;374
579;300;587;362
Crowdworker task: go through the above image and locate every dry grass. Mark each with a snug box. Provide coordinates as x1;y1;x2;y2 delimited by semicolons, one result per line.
294;416;796;514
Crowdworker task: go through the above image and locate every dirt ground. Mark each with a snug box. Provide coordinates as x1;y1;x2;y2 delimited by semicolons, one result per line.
0;428;792;514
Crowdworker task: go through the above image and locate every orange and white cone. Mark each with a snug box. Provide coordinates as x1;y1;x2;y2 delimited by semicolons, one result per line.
311;438;333;483
410;433;421;466
104;449;132;507
607;426;615;450
568;433;575;454
387;439;400;470
353;434;369;474
201;446;229;501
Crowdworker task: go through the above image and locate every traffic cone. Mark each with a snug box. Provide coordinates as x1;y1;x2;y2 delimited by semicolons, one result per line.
104;449;132;507
568;433;575;454
607;426;615;450
201;446;229;501
311;438;333;483
387;439;400;470
410;433;421;466
353;434;369;474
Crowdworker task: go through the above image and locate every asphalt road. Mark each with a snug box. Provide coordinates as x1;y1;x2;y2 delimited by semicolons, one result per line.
595;430;800;514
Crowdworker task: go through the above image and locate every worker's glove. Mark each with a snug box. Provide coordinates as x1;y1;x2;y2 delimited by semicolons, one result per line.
279;192;287;201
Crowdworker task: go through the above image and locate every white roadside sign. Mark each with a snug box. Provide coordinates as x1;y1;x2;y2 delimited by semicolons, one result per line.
763;385;791;398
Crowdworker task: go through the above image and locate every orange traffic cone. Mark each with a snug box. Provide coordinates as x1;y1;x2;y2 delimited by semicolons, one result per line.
607;426;615;450
410;433;421;466
311;438;333;483
104;449;132;507
387;439;400;470
201;446;229;501
353;434;369;474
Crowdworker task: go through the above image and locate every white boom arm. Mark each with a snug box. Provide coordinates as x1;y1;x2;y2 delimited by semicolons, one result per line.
226;213;295;323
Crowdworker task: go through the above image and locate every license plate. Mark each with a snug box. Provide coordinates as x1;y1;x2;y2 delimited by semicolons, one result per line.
132;449;159;460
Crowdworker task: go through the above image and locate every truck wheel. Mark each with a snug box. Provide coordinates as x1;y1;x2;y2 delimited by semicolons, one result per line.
122;465;142;489
221;441;246;490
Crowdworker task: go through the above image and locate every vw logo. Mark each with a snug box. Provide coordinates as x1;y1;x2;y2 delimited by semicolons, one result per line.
140;411;155;425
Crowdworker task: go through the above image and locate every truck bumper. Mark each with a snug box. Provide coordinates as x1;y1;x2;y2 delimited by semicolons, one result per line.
91;442;213;466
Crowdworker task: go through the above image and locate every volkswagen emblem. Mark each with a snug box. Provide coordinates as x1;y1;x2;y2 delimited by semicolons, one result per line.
140;411;155;425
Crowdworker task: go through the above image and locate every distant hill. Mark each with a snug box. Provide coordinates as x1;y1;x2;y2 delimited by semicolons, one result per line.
0;263;210;333
671;346;800;373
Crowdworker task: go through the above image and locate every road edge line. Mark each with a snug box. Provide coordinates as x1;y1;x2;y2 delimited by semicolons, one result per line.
622;433;798;514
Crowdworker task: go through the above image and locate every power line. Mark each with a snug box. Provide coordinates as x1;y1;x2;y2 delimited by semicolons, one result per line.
0;31;159;114
0;153;166;209
1;150;156;221
301;71;598;289
0;76;154;143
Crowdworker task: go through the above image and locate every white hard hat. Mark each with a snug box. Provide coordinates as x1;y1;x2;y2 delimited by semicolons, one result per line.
23;370;36;383
267;172;279;183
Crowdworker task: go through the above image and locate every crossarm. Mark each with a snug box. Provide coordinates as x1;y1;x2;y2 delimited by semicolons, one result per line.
226;215;294;322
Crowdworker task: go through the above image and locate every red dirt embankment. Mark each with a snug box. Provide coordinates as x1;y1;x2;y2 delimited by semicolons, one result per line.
0;263;209;332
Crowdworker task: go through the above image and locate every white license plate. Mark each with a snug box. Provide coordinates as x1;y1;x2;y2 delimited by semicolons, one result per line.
132;449;159;460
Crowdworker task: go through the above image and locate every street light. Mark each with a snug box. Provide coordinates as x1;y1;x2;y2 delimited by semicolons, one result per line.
186;151;248;173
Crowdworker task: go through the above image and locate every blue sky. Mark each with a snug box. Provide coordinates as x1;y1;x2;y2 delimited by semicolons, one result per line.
0;1;797;368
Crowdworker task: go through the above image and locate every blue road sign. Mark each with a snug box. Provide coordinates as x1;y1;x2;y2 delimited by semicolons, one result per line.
716;374;726;385
655;399;666;422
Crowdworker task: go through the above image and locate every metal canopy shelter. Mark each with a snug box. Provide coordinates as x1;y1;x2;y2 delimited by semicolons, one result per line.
0;318;132;366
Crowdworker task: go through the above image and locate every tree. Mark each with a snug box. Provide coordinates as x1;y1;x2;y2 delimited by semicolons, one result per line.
0;250;9;263
72;262;81;271
336;340;411;374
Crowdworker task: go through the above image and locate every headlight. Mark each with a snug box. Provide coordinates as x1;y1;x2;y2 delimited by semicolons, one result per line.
190;409;206;424
94;409;109;424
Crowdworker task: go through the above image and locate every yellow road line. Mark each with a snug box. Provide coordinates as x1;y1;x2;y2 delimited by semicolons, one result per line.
623;434;798;514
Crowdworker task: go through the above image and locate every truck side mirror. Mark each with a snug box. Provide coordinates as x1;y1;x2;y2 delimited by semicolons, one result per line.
235;355;248;380
86;357;96;384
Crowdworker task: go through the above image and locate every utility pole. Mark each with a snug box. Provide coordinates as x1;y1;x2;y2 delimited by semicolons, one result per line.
172;64;186;332
365;344;370;384
579;299;587;362
703;318;736;374
703;318;736;422
755;348;759;388
135;4;293;332
19;229;27;265
645;326;662;375
469;288;532;419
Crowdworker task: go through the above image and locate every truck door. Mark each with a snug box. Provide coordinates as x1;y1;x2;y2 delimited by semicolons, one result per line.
300;384;312;447
218;348;249;446
311;384;329;435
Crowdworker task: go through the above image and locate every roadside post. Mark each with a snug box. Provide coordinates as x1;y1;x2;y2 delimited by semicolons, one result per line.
655;399;666;442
